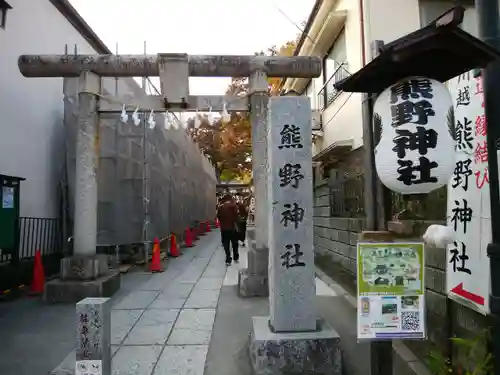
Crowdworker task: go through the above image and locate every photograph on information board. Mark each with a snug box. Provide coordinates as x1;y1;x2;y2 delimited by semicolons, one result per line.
356;242;426;340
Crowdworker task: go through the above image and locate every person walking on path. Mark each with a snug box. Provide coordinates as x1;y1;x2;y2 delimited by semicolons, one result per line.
235;193;248;247
217;194;239;266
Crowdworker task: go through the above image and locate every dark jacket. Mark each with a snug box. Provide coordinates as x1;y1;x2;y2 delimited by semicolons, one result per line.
217;201;239;231
237;202;248;221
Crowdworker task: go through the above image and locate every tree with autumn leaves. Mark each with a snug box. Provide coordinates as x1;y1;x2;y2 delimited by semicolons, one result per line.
187;37;299;182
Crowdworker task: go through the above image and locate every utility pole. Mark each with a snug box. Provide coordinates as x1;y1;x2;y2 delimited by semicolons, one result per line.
360;39;394;375
477;1;500;374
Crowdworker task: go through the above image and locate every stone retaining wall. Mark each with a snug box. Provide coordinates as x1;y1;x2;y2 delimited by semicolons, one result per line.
313;181;490;371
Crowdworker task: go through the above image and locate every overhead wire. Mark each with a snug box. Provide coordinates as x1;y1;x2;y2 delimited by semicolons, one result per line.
272;0;353;125
98;4;352;132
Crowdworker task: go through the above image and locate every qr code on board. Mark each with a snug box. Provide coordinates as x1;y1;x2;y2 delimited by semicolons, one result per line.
401;311;420;331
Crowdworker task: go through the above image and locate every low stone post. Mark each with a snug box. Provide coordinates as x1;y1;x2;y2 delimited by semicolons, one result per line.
76;298;112;375
249;96;342;375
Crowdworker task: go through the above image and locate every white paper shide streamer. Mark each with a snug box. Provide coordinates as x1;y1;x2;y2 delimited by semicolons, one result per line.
194;111;201;129
163;113;170;130
374;76;455;194
207;107;213;124
132;108;140;126
148;110;156;129
120;105;129;123
171;113;179;130
221;102;230;124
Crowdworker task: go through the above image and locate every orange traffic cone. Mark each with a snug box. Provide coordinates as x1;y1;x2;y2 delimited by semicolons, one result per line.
170;233;180;257
215;218;220;228
206;221;211;232
185;228;194;247
150;237;163;273
30;250;45;295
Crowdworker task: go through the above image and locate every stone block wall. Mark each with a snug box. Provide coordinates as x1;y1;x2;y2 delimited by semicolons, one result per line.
313;182;364;293
313;179;490;371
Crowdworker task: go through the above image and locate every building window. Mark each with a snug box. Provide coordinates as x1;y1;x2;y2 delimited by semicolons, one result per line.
318;29;349;111
0;0;12;29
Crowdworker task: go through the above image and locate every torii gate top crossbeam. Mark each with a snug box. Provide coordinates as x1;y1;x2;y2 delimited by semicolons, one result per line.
18;54;322;78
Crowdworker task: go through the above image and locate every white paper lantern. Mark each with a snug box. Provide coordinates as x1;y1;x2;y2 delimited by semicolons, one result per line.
374;76;456;195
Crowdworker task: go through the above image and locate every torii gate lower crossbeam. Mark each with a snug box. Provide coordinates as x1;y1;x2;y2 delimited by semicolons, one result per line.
19;53;321;302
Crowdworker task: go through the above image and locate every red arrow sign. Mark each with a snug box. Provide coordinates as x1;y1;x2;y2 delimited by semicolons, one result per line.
451;283;485;306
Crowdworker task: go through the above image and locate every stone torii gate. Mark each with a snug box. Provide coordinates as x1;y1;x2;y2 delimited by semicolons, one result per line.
18;53;321;301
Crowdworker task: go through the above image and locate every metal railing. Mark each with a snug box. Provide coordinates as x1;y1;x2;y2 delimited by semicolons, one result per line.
317;63;350;111
391;187;447;221
18;217;63;259
327;172;447;221
0;217;63;294
329;173;365;218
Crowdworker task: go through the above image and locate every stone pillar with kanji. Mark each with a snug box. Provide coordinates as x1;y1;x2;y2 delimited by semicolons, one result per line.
267;96;316;331
249;95;342;375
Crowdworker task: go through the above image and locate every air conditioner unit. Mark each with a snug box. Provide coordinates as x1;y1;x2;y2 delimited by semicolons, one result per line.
311;110;322;131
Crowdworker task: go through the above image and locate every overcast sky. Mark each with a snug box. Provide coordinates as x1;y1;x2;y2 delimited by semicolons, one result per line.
69;0;314;94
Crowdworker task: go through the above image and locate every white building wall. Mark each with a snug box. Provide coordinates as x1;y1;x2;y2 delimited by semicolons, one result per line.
317;0;364;154
0;0;137;218
320;0;424;153
362;0;421;60
318;0;477;155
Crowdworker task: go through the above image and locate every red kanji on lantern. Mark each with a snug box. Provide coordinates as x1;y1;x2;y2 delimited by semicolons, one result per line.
474;141;489;164
475;115;487;137
475;168;489;189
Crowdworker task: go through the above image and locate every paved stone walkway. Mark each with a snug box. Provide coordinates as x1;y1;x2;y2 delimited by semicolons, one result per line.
51;232;223;375
223;241;338;296
51;230;341;375
110;233;226;375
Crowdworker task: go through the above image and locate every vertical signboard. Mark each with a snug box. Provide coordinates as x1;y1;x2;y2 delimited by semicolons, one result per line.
447;71;490;314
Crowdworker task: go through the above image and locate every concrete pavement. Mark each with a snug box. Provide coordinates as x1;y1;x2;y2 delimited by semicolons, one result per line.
209;240;370;375
0;263;153;375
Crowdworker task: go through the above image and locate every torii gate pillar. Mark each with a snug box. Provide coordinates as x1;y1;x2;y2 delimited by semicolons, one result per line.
17;53;322;302
238;70;271;297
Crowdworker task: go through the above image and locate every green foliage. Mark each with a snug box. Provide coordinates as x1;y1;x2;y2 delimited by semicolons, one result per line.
426;329;492;375
427;347;452;375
